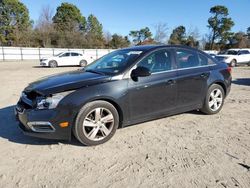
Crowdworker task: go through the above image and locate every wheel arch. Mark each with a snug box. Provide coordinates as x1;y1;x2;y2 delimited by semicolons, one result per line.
74;97;124;129
209;81;227;96
92;98;124;129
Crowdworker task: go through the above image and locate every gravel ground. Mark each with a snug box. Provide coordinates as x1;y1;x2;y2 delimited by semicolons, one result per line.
0;61;249;188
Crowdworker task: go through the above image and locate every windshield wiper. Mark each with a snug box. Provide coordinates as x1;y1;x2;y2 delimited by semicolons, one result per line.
85;69;106;75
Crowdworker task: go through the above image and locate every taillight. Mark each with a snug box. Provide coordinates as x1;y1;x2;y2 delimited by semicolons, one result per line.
227;66;232;74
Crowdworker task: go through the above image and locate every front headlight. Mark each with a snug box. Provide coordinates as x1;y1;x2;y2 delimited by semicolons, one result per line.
36;91;73;110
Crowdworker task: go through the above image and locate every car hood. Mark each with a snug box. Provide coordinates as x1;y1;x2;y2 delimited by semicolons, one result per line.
24;69;111;95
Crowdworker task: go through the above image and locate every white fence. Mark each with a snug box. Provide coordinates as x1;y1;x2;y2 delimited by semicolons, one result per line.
0;46;115;62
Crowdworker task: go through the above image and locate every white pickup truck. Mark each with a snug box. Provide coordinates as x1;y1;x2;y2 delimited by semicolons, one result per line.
215;48;250;67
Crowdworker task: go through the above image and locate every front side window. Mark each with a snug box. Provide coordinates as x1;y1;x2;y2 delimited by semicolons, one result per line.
61;52;71;57
137;49;172;73
226;50;238;55
176;49;199;68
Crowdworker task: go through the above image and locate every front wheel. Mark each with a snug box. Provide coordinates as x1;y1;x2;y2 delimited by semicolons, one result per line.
230;59;237;67
201;84;225;115
73;101;119;146
49;60;57;68
79;60;87;67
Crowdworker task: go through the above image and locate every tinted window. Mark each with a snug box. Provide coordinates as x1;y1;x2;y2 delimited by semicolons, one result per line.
71;53;79;56
226;50;238;55
61;52;70;57
239;50;250;55
176;49;199;68
137;49;172;73
198;53;215;66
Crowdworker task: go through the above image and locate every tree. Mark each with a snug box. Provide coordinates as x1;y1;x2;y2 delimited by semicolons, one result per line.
109;34;130;48
0;0;31;46
86;14;104;48
228;32;248;48
52;3;86;32
168;25;186;45
247;27;250;39
35;5;54;47
186;26;200;48
154;23;168;43
207;5;234;50
129;27;152;45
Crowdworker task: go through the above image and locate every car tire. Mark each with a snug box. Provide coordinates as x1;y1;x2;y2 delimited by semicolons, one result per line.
73;100;119;146
49;60;57;68
230;59;237;67
79;60;87;67
201;84;225;115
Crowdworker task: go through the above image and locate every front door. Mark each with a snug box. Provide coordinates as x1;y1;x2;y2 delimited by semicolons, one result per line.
128;48;177;121
59;52;71;66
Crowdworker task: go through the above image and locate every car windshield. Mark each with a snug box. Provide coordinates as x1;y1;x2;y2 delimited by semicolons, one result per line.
85;49;143;75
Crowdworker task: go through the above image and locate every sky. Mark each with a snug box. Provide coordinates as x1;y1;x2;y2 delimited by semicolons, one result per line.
21;0;250;39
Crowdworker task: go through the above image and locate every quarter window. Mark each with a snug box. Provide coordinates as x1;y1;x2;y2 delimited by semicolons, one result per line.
176;49;199;68
137;49;172;73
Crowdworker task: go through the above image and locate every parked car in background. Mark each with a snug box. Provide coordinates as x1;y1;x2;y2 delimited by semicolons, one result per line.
16;45;232;146
215;48;250;67
40;52;88;68
204;50;218;59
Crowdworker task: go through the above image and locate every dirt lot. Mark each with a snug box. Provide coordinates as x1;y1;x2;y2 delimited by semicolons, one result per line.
0;61;249;188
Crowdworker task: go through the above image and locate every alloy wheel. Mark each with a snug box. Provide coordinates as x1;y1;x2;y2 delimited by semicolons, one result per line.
82;107;114;141
208;88;223;111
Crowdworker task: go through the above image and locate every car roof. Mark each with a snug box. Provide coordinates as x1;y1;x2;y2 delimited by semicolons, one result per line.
121;45;199;53
228;48;250;51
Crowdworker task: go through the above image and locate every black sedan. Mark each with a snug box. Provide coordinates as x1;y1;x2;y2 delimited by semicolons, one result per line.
15;45;232;145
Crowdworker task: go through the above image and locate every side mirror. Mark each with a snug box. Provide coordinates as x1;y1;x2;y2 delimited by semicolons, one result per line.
131;66;151;81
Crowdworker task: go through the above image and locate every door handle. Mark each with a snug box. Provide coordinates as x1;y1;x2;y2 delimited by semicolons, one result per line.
200;73;209;78
166;79;176;85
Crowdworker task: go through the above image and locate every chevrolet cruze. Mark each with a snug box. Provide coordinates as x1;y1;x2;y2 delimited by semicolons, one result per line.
15;45;232;146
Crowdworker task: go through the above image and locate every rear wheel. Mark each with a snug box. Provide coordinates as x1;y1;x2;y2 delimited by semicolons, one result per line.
201;84;225;115
49;60;57;68
73;101;119;146
230;59;237;67
79;60;87;67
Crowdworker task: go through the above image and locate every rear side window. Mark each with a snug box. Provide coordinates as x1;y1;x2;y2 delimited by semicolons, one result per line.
176;49;199;68
71;53;79;56
198;53;215;66
239;50;250;55
137;49;172;73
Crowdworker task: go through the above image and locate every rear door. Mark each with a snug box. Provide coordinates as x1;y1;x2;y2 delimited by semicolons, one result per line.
128;48;177;121
174;48;211;109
